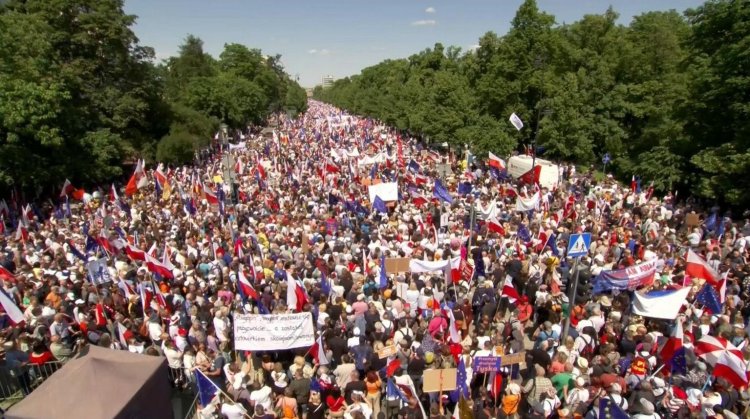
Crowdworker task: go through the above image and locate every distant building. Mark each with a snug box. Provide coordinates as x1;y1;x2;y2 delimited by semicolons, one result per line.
322;75;335;88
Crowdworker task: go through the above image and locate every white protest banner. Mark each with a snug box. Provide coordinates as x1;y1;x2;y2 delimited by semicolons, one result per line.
234;312;315;351
368;182;398;202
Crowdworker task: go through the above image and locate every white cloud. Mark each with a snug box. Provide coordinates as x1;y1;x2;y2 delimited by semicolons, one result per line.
319;49;330;56
411;19;437;26
309;48;331;55
425;7;436;14
468;44;480;52
308;49;318;54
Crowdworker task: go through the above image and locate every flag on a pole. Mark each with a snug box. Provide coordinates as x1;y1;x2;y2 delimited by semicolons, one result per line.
373;196;388;214
385;359;401;377
631;287;691;319
686;249;719;285
695;283;722;314
660;320;687;375
320;271;331;296
509;113;524;131
433;179;453;204
0;266;16;282
195;369;220;406
379;254;388;289
488;152;506;170
0;288;24;324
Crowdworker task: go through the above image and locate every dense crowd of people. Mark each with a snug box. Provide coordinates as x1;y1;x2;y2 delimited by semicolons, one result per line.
1;100;750;419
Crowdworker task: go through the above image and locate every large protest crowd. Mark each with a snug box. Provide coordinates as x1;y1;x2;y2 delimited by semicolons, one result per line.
1;99;750;419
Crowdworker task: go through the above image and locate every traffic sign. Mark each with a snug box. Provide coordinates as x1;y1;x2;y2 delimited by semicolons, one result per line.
567;233;591;258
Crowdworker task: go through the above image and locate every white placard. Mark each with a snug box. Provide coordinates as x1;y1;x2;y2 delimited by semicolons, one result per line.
368;182;398;202
234;312;315;351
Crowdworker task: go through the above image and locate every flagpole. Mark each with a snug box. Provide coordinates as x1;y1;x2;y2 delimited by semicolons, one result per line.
194;369;253;418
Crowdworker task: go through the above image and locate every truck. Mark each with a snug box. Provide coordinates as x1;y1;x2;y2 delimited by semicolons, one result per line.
506;155;560;189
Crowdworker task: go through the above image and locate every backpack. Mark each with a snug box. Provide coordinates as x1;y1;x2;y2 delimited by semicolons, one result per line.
579;335;595;360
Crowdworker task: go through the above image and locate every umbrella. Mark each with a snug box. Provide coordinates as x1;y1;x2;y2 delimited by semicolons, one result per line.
694;335;748;388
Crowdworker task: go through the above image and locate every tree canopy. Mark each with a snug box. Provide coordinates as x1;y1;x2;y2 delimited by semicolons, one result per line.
315;0;750;208
0;0;306;196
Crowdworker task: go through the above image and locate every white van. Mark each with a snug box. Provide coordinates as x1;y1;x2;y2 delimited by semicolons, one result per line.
507;155;560;190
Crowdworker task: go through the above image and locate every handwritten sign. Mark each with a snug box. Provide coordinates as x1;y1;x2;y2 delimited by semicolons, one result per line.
234;313;315;351
473;356;502;373
423;368;458;393
378;345;397;359
385;258;411;273
500;352;526;366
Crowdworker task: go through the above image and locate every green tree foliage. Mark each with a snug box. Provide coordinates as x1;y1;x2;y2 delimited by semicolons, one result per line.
683;0;750;205
0;0;166;190
0;2;305;195
315;0;750;207
156;130;199;165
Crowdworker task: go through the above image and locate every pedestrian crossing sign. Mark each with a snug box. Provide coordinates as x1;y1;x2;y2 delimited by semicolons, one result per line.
567;233;591;258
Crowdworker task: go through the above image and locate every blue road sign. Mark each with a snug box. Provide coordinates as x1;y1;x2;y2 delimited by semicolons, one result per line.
567;233;591;258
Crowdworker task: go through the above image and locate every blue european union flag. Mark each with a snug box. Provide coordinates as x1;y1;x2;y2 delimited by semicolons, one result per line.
668;346;687;375
473;251;485;279
458;182;472;195
373;196;388;214
386;378;408;402
704;213;717;231
599;398;629;419
195;369;219;406
517;224;531;242
320;271;331;296
433;179;453;204
408;160;421;173
379;254;388;289
548;233;559;256
695;283;722;314
451;357;470;402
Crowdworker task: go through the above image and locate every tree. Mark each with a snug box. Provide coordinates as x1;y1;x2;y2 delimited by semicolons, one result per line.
156;130;199;165
0;0;169;193
683;0;750;206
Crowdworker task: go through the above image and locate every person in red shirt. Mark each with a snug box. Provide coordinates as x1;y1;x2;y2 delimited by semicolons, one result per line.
28;341;56;366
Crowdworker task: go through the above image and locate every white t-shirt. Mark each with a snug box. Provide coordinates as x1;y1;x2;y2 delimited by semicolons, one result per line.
213;316;229;342
221;403;246;419
164;347;183;369
148;321;163;341
250;386;273;410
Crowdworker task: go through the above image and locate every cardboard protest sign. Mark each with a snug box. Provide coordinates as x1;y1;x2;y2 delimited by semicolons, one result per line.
422;368;458;393
378;345;397;359
500;352;525;366
385;257;410;273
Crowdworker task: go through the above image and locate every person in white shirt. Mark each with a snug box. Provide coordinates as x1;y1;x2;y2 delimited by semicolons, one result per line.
164;339;184;386
217;395;246;419
147;315;163;345
249;381;273;410
565;377;589;411
345;391;372;419
589;307;605;333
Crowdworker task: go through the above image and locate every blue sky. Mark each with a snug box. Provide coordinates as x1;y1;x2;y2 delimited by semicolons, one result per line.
124;0;705;88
